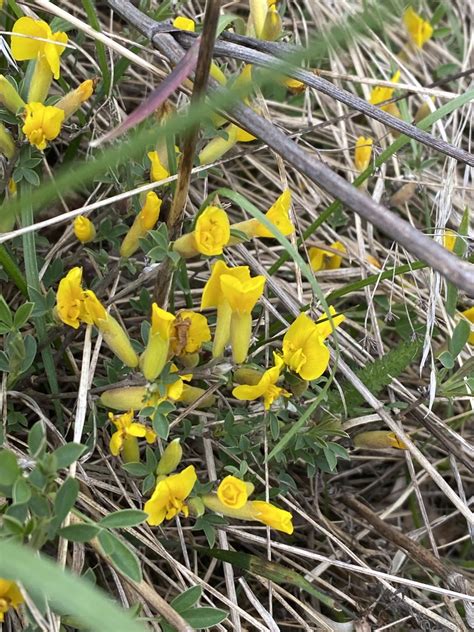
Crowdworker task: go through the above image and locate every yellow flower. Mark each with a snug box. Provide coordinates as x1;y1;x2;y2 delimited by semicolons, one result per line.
202;494;294;534
173;16;195;31
233;352;290;409
461;306;474;345
442;229;456;252
108;410;156;462
403;7;433;48
144;465;197;526
250;500;293;534
354;430;407;450
56;267;87;329
156;438;183;475
369;70;400;111
195;206;231;256
0;75;25;113
140;303;175;381
73;215;96;243
22;102;64;151
309;241;346;272
120;191;162;258
354;136;373;172
82;290;139;367
56;79;95;119
201;260;265;363
249;0;268;38
0;578;24;623
217;475;253;509
148;150;170;182
282;307;344;381
231;190;294;241
11;16;68;80
171;310;211;356
283;77;305;93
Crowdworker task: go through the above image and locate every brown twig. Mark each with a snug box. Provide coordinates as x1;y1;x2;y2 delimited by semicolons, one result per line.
340;494;474;622
153;0;221;305
107;0;474;295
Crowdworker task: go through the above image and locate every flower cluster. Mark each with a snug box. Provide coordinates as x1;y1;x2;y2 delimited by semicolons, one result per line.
0;16;94;156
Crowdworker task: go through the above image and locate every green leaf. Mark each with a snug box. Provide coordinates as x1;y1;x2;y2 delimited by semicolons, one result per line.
12;477;31;504
0;295;13;327
59;524;101;542
121;462;151;477
0;539;147;632
14;302;34;328
170;586;202;612
182;607;228;628
98;531;142;583
152;412;170;440
54;477;80;525
99;509;148;528
54;443;88;469
439;351;455;370
0;449;21;486
449;319;471;358
28;420;46;458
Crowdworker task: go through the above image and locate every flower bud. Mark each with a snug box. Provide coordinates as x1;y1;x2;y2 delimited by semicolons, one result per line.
354;136;373;172
56;79;95;119
0;75;25;113
156;438;183;475
0;123;15;159
73;215;96;243
353;430;407;450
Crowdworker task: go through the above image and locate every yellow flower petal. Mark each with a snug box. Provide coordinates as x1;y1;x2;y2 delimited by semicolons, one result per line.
217;475;249;509
250;500;294;534
22;102;64;151
194;206;230;256
11;17;50;61
200;261;251;309
354;136;373;172
56;267;85;329
173;16;195;31
220;274;265;315
148;150;170;182
73;215;96;243
254;189;294;238
171;311;211;355
403;7;433;48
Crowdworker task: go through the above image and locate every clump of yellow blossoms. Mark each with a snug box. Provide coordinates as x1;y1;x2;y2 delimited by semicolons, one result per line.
403;7;433;48
108;410;156;462
0;579;24;623
282;307;344;381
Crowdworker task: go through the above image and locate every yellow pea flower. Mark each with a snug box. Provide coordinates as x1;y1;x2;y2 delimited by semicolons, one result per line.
55;267;88;329
217;475;254;509
369;70;400;111
140;303;175;381
403;7;433;48
82;290;139;368
171;310;211;356
157;438;183;475
201;260;265;363
202;494;294;534
250;500;293;534
283;77;305;93
442;229;456;252
108;410;156;462
199;123;253;165
354;430;407;450
309;241;346;272
354;136;373;172
11;17;68;102
233;352;290;409
144;464;197;526
56;79;94;120
0;123;15;159
461;306;474;345
22;102;64;151
148;150;170;182
261;2;282;40
173;206;230;258
73;215;96;243
0;75;25;113
120;191;162;258
101;380;215;411
231;190;294;241
282;307;344;381
0;578;24;622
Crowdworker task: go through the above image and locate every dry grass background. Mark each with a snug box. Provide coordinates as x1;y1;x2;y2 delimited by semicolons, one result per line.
1;0;473;630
